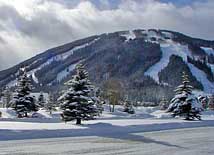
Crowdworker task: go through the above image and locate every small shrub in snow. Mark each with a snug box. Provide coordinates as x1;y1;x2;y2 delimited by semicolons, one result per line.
159;97;169;110
167;72;202;120
123;99;135;114
198;95;208;109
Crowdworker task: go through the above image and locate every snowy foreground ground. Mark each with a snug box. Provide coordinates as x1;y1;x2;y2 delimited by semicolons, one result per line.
1;127;214;155
1;106;214;154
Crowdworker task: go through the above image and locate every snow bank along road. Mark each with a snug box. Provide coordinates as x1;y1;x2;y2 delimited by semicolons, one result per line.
0;127;214;155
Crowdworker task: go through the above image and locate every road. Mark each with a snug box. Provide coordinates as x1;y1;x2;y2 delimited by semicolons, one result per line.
0;127;214;155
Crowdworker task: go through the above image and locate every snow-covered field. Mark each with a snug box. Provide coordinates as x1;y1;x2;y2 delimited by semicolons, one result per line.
1;127;213;155
1;106;214;154
1;106;214;141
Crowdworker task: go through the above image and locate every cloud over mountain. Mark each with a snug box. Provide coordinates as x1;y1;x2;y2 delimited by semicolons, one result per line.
0;0;213;70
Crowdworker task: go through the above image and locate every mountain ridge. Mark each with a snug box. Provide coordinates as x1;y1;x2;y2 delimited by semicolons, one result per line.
1;29;214;101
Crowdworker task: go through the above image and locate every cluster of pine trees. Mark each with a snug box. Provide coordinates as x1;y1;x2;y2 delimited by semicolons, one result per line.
2;63;214;122
2;70;58;117
3;64;100;124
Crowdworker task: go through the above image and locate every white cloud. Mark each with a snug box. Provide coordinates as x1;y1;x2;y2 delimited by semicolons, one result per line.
0;0;213;70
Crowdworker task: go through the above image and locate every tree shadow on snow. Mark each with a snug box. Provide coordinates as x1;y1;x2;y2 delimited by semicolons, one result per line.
2;120;214;148
0;124;182;148
0;117;62;123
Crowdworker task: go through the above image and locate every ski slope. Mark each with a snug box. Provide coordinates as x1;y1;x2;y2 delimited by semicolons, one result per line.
145;40;190;83
201;47;214;55
145;39;214;92
56;63;77;82
5;38;100;86
188;63;214;92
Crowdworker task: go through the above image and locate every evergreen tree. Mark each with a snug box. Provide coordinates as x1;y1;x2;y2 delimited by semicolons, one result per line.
38;91;46;108
2;86;12;108
167;72;202;120
45;92;56;114
59;64;98;124
8;68;38;117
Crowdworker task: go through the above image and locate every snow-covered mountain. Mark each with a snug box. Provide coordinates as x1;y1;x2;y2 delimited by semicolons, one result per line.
0;29;214;101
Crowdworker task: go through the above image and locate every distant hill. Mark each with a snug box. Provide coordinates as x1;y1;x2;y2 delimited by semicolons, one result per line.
0;29;214;102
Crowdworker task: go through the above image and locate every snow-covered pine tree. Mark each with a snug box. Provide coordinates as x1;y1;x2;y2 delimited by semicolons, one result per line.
167;72;202;120
59;64;98;124
2;86;12;108
198;95;208;109
45;92;56;114
38;91;46;108
8;68;38;117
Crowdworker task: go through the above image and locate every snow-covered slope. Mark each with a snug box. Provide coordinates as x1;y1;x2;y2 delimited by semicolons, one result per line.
0;29;214;96
56;63;77;82
201;47;214;55
120;30;136;42
187;63;214;92
144;33;214;93
145;40;191;83
5;37;100;87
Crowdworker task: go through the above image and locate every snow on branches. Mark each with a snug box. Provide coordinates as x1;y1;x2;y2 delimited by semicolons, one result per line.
8;68;38;117
167;72;202;120
59;64;99;124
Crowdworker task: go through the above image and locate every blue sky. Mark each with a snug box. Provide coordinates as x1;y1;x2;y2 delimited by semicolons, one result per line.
0;0;213;70
52;0;208;9
74;0;209;8
160;0;207;6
